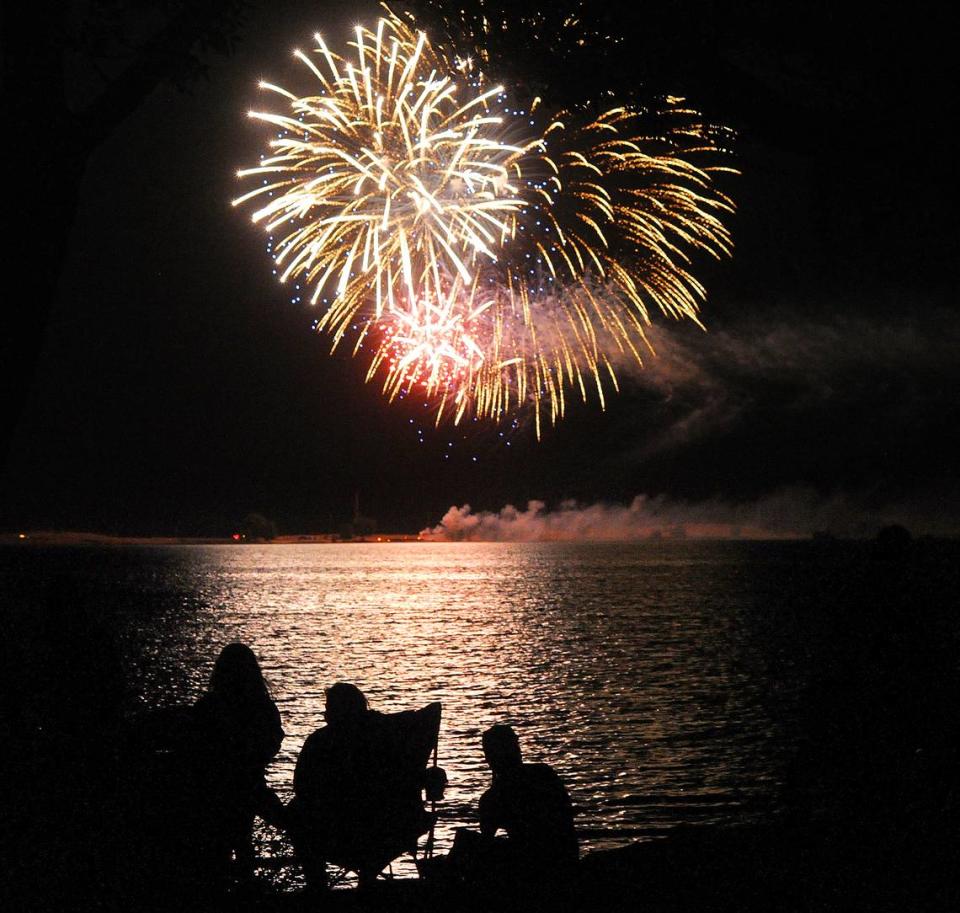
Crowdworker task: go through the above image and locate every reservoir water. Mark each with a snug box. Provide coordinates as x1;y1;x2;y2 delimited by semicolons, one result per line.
4;539;830;879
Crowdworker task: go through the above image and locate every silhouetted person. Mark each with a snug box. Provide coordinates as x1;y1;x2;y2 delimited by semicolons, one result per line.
191;643;285;884
479;724;578;869
288;683;440;891
116;646;284;908
288;683;376;889
444;724;577;902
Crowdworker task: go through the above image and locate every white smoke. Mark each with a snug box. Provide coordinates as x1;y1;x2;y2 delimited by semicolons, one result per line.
615;310;960;459
420;488;958;541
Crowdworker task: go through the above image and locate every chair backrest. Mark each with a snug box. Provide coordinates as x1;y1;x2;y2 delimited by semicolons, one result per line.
373;701;441;791
323;701;442;875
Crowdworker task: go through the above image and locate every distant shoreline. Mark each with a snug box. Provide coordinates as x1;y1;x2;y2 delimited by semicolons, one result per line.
0;531;422;546
4;530;953;546
1;530;802;545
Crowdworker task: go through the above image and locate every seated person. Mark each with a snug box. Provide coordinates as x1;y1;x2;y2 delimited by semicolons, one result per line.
288;683;438;889
191;643;285;882
118;644;285;902
479;724;579;871
445;724;577;890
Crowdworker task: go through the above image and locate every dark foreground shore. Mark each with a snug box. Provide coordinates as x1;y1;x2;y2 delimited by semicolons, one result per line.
229;823;960;912
20;822;950;913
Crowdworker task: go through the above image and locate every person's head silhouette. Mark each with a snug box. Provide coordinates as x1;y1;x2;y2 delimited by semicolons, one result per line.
482;724;523;773
324;682;368;725
210;642;270;702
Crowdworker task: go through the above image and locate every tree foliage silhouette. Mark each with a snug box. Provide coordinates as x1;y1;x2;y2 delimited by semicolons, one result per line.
3;0;251;457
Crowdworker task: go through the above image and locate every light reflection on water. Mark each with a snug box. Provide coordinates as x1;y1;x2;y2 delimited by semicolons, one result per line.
116;541;803;863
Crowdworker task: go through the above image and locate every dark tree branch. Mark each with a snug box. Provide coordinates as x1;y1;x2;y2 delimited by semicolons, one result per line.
80;1;247;149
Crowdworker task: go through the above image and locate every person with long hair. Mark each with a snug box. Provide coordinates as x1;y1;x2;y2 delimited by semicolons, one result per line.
191;643;285;883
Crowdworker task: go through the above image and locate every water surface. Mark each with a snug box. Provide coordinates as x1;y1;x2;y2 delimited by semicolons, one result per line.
15;542;811;851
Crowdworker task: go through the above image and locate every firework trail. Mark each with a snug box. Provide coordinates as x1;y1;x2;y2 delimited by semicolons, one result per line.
233;10;735;436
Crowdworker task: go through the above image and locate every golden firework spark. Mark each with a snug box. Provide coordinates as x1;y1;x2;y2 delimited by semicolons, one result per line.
234;11;736;437
233;15;524;344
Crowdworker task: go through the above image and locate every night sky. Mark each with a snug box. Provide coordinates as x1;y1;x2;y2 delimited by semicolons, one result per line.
3;0;957;536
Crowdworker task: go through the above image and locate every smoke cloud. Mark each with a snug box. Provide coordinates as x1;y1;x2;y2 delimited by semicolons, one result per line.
617;308;960;462
420;488;959;541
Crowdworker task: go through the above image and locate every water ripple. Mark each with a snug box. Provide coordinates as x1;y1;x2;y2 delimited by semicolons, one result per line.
102;541;805;867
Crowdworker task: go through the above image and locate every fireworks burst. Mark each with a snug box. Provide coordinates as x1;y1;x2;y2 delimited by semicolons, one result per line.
233;10;736;436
